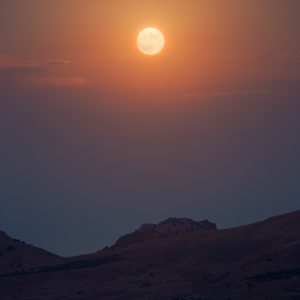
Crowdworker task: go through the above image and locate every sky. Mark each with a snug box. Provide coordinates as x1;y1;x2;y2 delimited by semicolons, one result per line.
0;0;299;256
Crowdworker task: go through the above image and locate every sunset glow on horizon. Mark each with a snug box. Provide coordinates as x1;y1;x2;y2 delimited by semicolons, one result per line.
1;1;299;96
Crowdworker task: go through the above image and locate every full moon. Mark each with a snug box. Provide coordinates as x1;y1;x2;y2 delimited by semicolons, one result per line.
137;28;165;56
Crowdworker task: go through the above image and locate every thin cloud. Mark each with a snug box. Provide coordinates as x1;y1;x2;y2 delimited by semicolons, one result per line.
0;55;87;88
183;89;277;98
35;76;87;87
1;54;75;70
0;55;36;70
47;59;72;66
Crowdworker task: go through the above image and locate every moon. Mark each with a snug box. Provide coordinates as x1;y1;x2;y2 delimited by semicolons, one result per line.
137;28;165;56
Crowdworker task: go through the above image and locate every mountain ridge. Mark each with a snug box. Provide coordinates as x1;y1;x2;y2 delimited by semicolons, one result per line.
114;217;217;247
0;210;299;299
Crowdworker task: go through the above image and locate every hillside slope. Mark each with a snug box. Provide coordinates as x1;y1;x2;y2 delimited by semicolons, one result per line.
0;230;62;275
0;211;299;299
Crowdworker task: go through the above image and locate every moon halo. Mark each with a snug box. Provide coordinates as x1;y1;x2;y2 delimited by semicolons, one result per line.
137;28;165;56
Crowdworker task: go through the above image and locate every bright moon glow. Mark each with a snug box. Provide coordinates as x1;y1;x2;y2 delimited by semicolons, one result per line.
137;28;165;56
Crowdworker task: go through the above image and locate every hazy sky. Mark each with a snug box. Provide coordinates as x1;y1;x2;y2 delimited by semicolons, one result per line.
0;0;299;256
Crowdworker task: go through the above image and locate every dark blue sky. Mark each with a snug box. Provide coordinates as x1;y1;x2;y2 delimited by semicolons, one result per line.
1;84;299;255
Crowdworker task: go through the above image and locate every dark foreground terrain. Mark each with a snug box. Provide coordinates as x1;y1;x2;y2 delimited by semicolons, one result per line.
0;211;300;299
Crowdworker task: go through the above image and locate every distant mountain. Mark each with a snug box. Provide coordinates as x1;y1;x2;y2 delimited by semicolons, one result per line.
0;230;62;275
0;211;300;300
115;218;217;247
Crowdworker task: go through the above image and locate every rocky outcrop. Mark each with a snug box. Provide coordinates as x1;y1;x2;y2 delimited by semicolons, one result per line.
115;218;217;247
0;231;10;242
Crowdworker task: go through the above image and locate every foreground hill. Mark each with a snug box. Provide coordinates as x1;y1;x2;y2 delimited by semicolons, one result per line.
0;231;62;275
0;211;299;299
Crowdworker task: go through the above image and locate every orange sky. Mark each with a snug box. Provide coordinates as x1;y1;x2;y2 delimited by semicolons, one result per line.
1;0;299;95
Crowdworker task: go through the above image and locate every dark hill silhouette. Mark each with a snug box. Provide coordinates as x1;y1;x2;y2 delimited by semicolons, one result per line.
0;211;299;299
0;230;62;275
115;218;217;247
